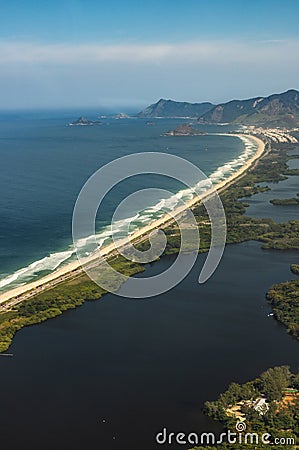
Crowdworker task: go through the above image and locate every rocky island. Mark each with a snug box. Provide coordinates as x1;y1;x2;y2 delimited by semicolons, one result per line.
164;123;207;136
67;116;102;126
270;193;299;205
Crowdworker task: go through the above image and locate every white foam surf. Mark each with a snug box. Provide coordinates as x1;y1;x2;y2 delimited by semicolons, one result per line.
0;134;258;292
0;250;75;289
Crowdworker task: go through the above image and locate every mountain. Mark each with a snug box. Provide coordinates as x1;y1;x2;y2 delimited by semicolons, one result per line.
199;89;299;127
137;98;214;118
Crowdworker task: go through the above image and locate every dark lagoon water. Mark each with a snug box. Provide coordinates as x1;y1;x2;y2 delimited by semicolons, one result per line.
245;149;299;223
0;242;298;450
0;115;298;450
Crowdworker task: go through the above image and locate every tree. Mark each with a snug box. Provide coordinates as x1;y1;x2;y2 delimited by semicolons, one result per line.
292;373;299;390
258;366;291;401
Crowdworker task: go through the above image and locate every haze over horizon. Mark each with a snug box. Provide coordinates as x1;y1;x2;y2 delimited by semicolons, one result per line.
1;0;299;110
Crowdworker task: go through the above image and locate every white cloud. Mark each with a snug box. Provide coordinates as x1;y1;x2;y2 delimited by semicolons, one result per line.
0;39;298;109
0;39;299;65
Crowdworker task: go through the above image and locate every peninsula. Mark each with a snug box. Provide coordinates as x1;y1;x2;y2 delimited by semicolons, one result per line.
0;134;265;311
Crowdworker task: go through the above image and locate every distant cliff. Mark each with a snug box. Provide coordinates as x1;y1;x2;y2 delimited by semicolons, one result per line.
71;89;299;127
198;89;299;127
137;99;214;118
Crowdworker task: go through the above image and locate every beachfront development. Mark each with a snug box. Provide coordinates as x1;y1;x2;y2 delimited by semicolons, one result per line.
243;125;299;144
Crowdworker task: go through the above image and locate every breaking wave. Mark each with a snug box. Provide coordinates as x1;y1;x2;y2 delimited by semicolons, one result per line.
0;134;258;292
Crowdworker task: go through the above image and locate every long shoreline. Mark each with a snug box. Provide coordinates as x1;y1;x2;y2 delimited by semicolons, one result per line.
0;133;266;307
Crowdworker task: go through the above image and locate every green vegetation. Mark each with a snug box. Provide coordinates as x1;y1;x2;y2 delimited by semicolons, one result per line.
1;140;299;352
266;279;299;341
199;88;299;127
194;366;299;450
291;264;299;275
270;193;299;205
189;143;299;449
164;144;299;253
283;168;299;176
258;221;299;250
0;256;143;352
259;366;292;401
271;197;299;205
204;366;292;419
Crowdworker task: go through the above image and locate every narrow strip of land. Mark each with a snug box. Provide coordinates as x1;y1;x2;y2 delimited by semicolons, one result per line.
0;134;265;307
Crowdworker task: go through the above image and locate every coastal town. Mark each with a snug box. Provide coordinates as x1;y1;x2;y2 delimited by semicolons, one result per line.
242;125;299;144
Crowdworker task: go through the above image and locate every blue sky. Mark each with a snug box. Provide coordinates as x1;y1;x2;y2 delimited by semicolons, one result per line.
1;0;299;110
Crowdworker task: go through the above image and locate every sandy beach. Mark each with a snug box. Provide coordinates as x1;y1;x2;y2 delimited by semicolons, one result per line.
0;134;266;307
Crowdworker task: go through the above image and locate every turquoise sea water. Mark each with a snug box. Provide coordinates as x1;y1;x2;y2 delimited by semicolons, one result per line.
0;113;254;291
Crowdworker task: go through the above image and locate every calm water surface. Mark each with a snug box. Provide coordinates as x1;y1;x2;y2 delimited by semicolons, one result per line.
0;121;298;450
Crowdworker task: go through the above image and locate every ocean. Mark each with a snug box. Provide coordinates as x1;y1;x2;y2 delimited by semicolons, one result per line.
0;113;255;291
0;113;298;449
